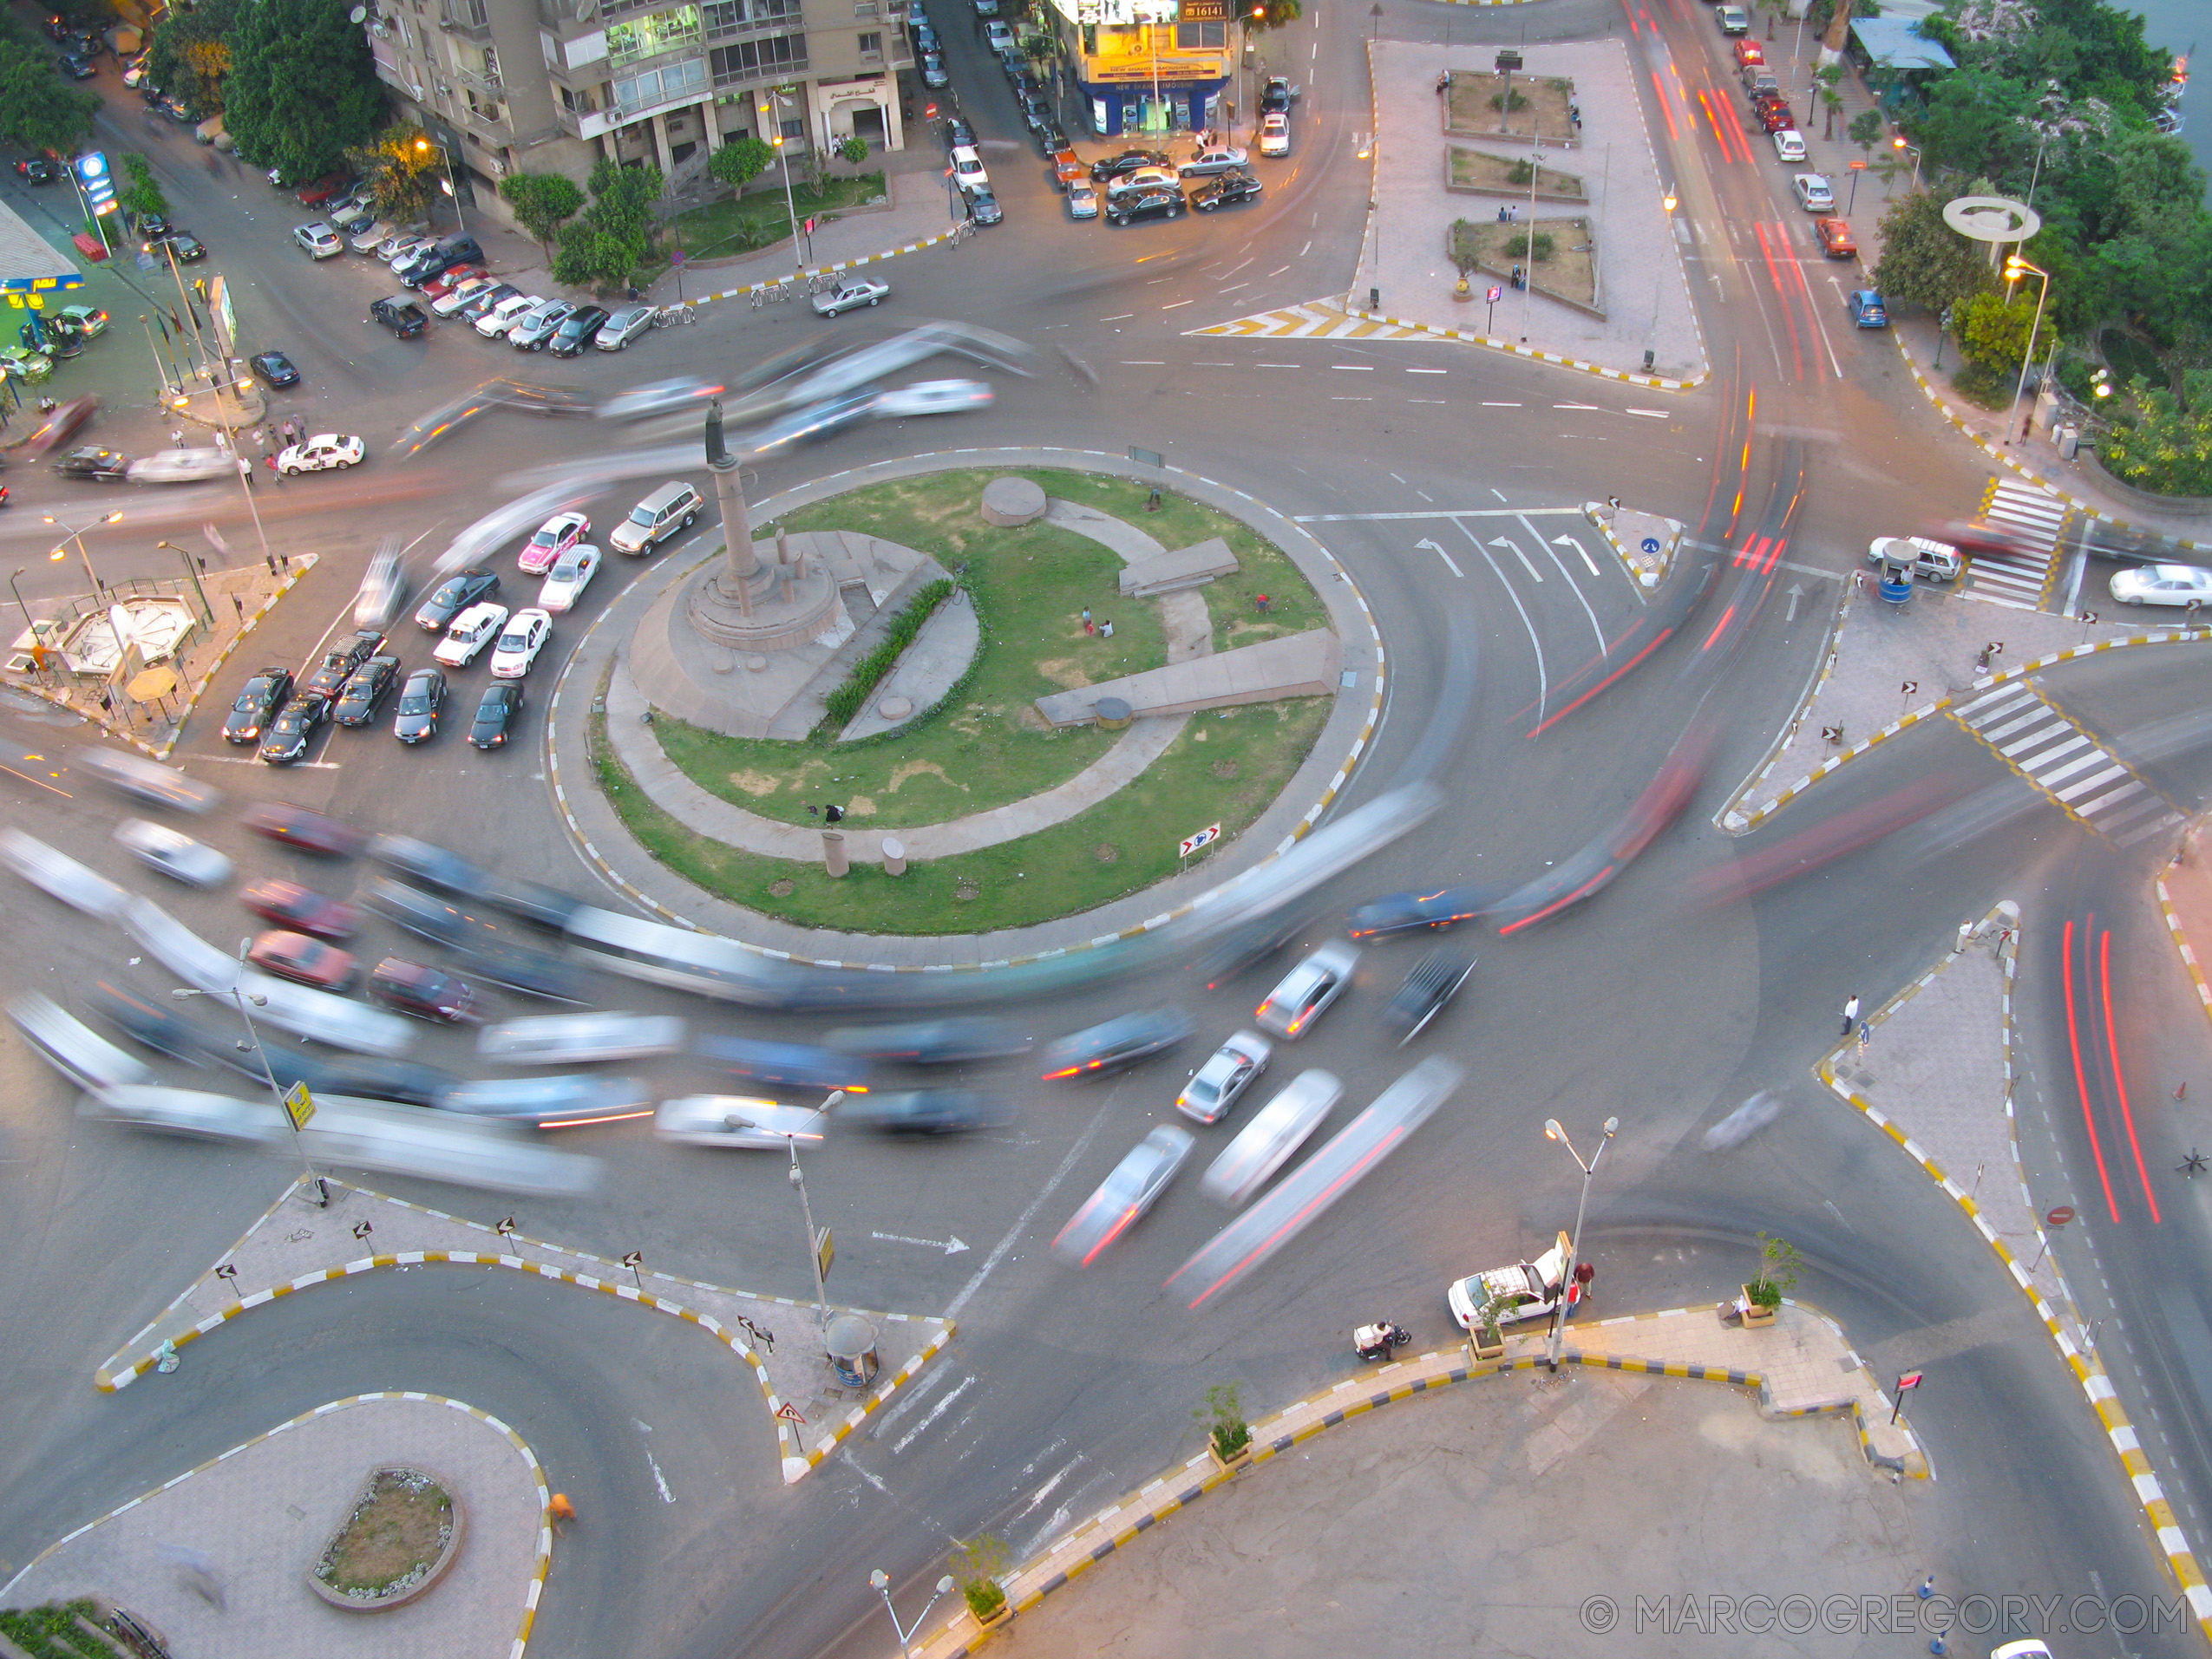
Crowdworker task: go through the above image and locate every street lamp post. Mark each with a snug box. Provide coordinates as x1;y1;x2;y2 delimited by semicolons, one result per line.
759;88;809;265
2003;253;2051;447
9;566;47;676
869;1569;956;1659
156;539;214;627
43;509;125;597
1892;135;1921;192
415;136;466;232
174;973;328;1206
1541;1114;1619;1370
1518;133;1541;342
782;1096;839;1336
1648;186;1677;361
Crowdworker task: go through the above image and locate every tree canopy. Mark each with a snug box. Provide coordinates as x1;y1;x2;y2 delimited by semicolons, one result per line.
0;16;99;153
708;135;774;192
346;123;448;223
501;171;586;254
221;0;383;182
144;0;240;116
552;158;664;289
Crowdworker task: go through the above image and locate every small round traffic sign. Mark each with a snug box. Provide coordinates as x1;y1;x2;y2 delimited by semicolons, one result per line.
2046;1205;2075;1227
1641;536;1661;555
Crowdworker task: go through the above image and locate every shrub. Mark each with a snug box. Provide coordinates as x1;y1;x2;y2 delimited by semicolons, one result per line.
951;1534;1010;1621
821;578;955;727
2097;380;2212;497
1489;88;1528;112
1196;1381;1252;1461
1746;1231;1801;1307
1949;360;2011;408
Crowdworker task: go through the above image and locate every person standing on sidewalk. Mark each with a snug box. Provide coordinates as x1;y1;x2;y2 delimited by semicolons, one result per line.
1841;993;1861;1036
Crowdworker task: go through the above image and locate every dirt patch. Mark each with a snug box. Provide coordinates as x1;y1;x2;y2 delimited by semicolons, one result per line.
1447;146;1587;199
725;767;787;798
1211;760;1240;779
1095;843;1119;863
1445;71;1576;142
843;794;877;817
1449;216;1600;311
1223;618;1295;643
887;759;963;794
1036;657;1094;689
769;878;795;897
313;1469;453;1603
1014;705;1057;733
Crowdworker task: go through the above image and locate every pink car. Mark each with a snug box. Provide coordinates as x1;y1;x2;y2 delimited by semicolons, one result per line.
519;511;590;575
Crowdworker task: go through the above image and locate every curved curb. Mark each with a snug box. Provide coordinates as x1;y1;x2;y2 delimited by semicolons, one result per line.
2154;852;2212;1032
1816;910;2212;1645
1891;330;2208;553
0;1392;553;1659
95;1177;953;1487
684;227;960;310
1713;572;1854;831
1723;624;2212;836
542;446;1385;971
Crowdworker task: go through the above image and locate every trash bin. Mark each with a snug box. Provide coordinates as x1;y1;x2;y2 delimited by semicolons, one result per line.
2056;424;2080;460
826;1313;879;1386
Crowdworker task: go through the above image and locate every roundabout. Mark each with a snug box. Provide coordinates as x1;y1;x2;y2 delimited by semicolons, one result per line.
549;452;1384;951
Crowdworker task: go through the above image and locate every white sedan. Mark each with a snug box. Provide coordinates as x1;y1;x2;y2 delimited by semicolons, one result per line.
126;447;238;484
433;600;510;667
950;145;989;192
113;819;233;888
537;544;602;613
874;379;994;418
520;511;590;575
1175;1029;1271;1125
489;608;552;679
2111;564;2212;607
1179;146;1249;176
1258;113;1290;156
813;277;890;317
1446;1231;1573;1332
433;275;498;317
277;433;365;474
655;1095;828;1150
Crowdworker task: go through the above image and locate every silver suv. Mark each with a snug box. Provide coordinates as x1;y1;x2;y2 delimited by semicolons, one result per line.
293;221;343;258
609;481;704;556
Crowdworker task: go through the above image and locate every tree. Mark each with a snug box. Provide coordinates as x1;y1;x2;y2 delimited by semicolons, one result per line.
1870;190;1992;316
346;123;446;223
2098;380;2212;497
0;50;100;155
836;134;869;167
501;171;586;253
1953;288;2040;372
144;0;240;116
707;135;773;193
1848;108;1883;159
222;0;383;182
552;157;664;291
1816;64;1842;141
1243;0;1299;28
118;153;169;224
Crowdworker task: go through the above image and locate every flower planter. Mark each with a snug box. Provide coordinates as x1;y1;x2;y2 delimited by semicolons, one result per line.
1207;1439;1252;1473
970;1594;1011;1630
308;1466;464;1611
1740;1286;1779;1328
1470;1331;1507;1362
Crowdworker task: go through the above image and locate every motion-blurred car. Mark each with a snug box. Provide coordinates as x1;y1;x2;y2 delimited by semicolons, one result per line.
547;305;610;356
248;928;357;989
240;801;363;856
1051;1125;1194;1266
17;393;96;456
1180;146;1249;176
240;878;359;939
536;546;600;613
1190;174;1262;211
1347;886;1489;938
277;433;364;474
655;1096;827;1150
1447;1231;1571;1330
2111;565;2212;607
1175;1030;1271;1125
392;668;447;741
355;547;405;630
114;819;232;887
838;1089;1009;1135
520;512;590;574
441;1074;654;1128
126;447;235;483
257;691;330;763
53;446;129;482
596;377;725;421
489;608;551;677
366;834;481;895
370;957;477;1022
415;568;499;630
1865;536;1960;583
482;1012;687;1063
593;304;659;350
825;1017;1031;1064
1199;1069;1341;1207
221;666;293;744
468;682;525;748
874;380;993;417
813;277;891;316
434;602;509;668
1383;950;1475;1044
1255;942;1358;1039
1932;519;2032;558
71;748;219;813
692;1034;870;1090
1040;1008;1194;1080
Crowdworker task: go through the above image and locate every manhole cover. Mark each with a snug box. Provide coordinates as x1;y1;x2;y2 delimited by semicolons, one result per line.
878;695;913;720
954;881;980;901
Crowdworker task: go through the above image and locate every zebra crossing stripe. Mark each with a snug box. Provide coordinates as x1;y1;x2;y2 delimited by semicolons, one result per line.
1188;299;1441;341
1949;679;2183;841
1966;478;2071;610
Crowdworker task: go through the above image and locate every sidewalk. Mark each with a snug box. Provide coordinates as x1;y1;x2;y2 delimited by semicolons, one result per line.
912;1302;1922;1656
676;160;965;309
2157;820;2212;1037
1;1392;547;1659
97;1176;954;1486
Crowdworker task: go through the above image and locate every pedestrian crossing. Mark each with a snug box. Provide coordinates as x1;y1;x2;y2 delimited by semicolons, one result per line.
1965;478;2070;610
1948;679;2183;845
1186;298;1443;341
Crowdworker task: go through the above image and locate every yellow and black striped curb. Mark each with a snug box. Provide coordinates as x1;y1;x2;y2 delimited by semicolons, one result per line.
1716;572;1855;833
96;1177;953;1487
919;1307;1912;1656
2155;852;2212;1035
1818;912;2212;1645
1584;502;1684;589
542;445;1385;973
0;1391;554;1658
682;227;961;310
1894;332;2207;555
3;553;320;764
1947;680;2178;838
1725;624;2212;835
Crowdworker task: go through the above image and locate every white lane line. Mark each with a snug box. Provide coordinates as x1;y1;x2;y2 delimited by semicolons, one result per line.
1332;364;1373;371
645;1448;675;1503
1626;408;1670;418
1221;257;1253;278
1495;533;1543;581
1100;313;1135;321
1523;513;1606;652
1415;490;1433;503
1162;299;1194;310
893;1374;976;1455
1459;518;1548;720
1491;488;1508;501
1389;473;1405;483
1407;367;1448;374
1257;362;1299;368
945;1095;1122;1318
1219;282;1247;292
1120;360;1165;365
1266;265;1291;277
1409;399;1447;404
1194;361;1234;366
1299;240;1311;257
1331;395;1374;401
1482;401;1521;407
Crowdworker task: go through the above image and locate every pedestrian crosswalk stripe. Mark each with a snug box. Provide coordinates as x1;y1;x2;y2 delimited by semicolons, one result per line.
1967;477;2071;610
1188;298;1450;341
1948;679;2183;843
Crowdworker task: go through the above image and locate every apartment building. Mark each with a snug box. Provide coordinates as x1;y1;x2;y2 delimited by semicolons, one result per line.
1043;0;1230;138
362;0;913;213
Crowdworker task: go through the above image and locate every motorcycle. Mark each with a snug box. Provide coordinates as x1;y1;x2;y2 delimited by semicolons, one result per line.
1353;1319;1412;1363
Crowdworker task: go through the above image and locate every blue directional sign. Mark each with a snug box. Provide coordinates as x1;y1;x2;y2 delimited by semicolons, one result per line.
1641;536;1661;555
75;151;115;216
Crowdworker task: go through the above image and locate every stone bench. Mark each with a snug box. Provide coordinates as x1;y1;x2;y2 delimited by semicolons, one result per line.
1117;537;1240;598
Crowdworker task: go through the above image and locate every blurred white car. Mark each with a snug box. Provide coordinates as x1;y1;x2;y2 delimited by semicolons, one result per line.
874;379;993;417
114;819;233;887
277;433;365;474
596;376;721;421
488;607;551;678
1175;1029;1271;1124
480;1012;688;1063
1051;1125;1194;1266
88;1084;285;1145
1201;1069;1341;1206
1255;942;1358;1039
434;601;510;667
126;447;237;484
0;827;130;918
72;748;219;813
655;1095;828;1149
355;540;404;629
2111;564;2212;607
536;545;601;613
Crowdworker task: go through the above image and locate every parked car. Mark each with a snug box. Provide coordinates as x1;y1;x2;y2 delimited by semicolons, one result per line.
434;601;511;668
1255;942;1358;1039
114;819;232;887
55;303;107;337
1090;147;1168;180
249;348;300;386
392;668;447;742
1846;289;1888;328
508;300;577;350
333;655;400;725
247;929;357;990
1190;173;1262;211
1065;182;1101;219
964;187;1003;225
1257;113;1291;156
1864;535;1961;583
1717;4;1749;31
1260;75;1296;112
1051;1125;1194;1266
1179;146;1249;176
547;305;610;356
277;433;365;474
1792;172;1834;211
949;145;990;193
14;156;56;183
293;221;344;258
921;49;948;87
1814;217;1857;258
296;172;354;206
1771;128;1807;162
594;304;658;349
1108;185;1184;225
609;481;702;556
1175;1029;1272;1125
370;294;428;336
469;682;525;748
474;294;539;338
1106;165;1179;198
813;277;891;316
432;276;500;317
1447;1232;1574;1331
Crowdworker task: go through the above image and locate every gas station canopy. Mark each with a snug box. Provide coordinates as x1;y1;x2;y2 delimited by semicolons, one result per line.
0;198;85;297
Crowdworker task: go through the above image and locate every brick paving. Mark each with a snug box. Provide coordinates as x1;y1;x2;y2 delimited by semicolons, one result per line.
97;1176;954;1486
1;1393;546;1659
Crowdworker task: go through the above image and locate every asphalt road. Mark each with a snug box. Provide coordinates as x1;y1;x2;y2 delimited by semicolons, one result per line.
4;3;2211;1656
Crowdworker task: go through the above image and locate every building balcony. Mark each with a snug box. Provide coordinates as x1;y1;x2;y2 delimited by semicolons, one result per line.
451;63;504;95
437;4;494;41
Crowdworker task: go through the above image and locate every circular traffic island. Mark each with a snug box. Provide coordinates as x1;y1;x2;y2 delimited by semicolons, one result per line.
592;466;1352;937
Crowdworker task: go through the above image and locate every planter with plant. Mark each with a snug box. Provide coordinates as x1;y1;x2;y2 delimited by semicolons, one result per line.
1740;1231;1800;1328
1469;1284;1514;1360
1449;219;1478;300
951;1533;1011;1627
1197;1381;1253;1469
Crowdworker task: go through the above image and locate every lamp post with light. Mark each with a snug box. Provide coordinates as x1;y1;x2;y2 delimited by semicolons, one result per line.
2002;252;2051;447
174;963;328;1206
43;509;125;596
415;135;466;232
9;566;49;677
156;539;214;627
1542;1114;1618;1370
1892;135;1921;192
758;88;809;265
1648;186;1678;366
869;1569;956;1658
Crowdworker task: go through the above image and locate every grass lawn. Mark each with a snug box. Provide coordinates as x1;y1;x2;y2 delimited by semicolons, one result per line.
651;468;1327;830
663;172;888;265
1448;217;1597;310
599;695;1332;935
1445;72;1575;142
1448;146;1587;199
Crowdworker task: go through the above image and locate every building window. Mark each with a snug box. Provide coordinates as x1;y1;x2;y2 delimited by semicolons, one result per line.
702;0;800;36
612;53;709;112
606;5;705;68
1173;20;1223;48
709;31;807;85
442;0;486;27
856;29;880;55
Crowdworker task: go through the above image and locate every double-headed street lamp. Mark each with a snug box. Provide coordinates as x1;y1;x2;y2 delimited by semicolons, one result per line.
869;1568;955;1658
2003;252;2051;447
1542;1114;1618;1369
43;509;125;596
415;136;466;232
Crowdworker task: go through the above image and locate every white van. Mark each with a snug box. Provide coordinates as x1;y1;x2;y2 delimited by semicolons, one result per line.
9;994;153;1093
1200;1069;1341;1207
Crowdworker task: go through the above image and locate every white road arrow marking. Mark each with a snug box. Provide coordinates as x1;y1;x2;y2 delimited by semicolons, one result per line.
1785;582;1804;621
1416;538;1464;578
1493;535;1544;580
872;1230;971;1254
1552;533;1601;577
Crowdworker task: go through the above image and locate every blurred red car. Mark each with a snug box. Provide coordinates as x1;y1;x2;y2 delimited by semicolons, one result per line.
239;801;365;857
1936;519;2035;558
239;878;359;940
369;957;478;1022
18;394;97;457
247;929;358;990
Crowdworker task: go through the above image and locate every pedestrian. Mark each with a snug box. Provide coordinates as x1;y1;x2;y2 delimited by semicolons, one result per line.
1497;204;1508;223
265;552;278;576
253;426;268;456
1254;592;1271;613
549;1493;577;1530
824;803;844;824
232;593;244;621
806;803;821;819
1841;992;1860;1036
266;454;281;483
170;428;185;449
1081;605;1092;630
1100;619;1114;638
279;552;290;572
196;554;207;573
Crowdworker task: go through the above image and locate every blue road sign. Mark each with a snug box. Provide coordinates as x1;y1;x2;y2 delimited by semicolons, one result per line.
1640;537;1661;555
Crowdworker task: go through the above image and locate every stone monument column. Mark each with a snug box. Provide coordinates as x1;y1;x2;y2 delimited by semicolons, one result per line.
707;400;756;617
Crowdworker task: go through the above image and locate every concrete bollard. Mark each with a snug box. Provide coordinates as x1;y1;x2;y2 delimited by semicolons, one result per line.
822;829;848;878
881;835;907;878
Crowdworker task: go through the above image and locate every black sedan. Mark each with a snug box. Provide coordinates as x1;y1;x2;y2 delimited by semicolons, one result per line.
250;349;300;388
366;833;482;895
1383;949;1475;1045
1091;147;1168;180
945;117;975;148
392;668;446;743
1106;185;1182;225
150;231;206;262
53;446;128;481
413;568;499;632
546;306;610;357
1345;885;1493;939
332;655;399;725
839;1089;1010;1135
1191;173;1263;211
258;691;330;764
220;666;293;744
965;187;1003;226
468;681;523;748
59;54;95;79
14;157;56;184
1039;1008;1194;1080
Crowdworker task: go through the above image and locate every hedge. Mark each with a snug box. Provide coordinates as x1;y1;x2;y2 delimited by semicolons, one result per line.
821;578;955;728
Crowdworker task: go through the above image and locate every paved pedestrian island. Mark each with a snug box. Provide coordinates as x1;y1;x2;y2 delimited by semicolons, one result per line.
1;1393;547;1659
97;1176;954;1486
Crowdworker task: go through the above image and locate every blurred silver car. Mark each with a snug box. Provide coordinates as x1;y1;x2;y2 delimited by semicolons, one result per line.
126;447;237;484
874;379;993;418
2111;564;2212;607
0;829;131;918
355;539;405;630
72;748;219;813
1200;1069;1341;1207
655;1095;828;1149
479;1011;688;1063
441;1074;654;1128
1255;942;1359;1039
594;304;659;350
10;993;154;1093
300;1095;602;1194
88;1084;285;1145
1051;1125;1194;1266
1175;1029;1271;1125
114;819;232;888
596;376;721;421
